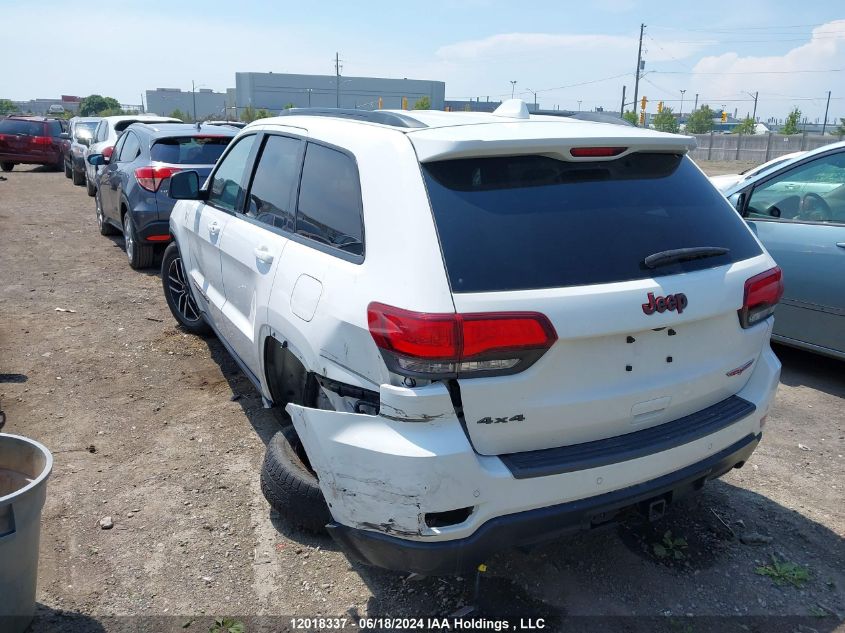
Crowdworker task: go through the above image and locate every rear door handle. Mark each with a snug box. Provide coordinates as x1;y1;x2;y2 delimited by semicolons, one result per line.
208;221;220;236
254;246;274;264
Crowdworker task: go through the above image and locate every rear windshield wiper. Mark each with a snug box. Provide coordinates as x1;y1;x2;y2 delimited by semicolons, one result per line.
643;246;730;269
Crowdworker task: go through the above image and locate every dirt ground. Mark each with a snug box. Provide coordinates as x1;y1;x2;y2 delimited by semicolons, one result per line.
0;162;843;633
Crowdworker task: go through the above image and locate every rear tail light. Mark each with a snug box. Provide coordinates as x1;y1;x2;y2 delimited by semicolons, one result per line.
32;136;53;146
367;302;557;378
134;166;182;192
102;146;114;159
739;267;783;328
570;147;626;157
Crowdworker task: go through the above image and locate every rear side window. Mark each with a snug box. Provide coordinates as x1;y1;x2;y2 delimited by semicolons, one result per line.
423;154;762;293
296;143;364;257
151;136;231;165
246;135;303;231
47;120;63;137
0;120;43;136
117;132;141;162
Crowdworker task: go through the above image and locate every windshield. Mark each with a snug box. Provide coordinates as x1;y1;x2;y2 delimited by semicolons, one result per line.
151;136;232;165
422;153;763;293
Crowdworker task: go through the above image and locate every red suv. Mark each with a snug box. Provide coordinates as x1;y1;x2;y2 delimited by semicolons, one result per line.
0;116;69;172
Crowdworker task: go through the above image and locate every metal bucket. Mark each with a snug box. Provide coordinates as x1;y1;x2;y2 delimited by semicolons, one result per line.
0;433;53;633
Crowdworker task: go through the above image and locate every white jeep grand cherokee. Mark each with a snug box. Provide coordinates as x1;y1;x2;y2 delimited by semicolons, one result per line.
161;101;782;575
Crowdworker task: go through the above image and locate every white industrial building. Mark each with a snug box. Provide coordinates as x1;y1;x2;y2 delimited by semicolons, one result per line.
234;72;445;113
145;88;234;120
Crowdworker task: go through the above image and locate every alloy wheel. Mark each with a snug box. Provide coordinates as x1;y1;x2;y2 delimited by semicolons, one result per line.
167;256;200;322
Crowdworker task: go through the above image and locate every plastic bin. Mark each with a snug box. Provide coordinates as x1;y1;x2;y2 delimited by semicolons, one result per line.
0;433;53;633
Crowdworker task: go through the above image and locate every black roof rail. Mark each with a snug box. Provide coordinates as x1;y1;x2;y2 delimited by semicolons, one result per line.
276;108;427;129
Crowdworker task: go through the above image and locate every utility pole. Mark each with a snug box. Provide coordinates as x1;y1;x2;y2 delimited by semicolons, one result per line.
191;80;197;121
510;80;517;99
744;91;758;121
632;23;645;126
335;52;342;108
526;89;537;111
679;89;686;118
693;93;699;112
620;85;626;117
822;90;831;135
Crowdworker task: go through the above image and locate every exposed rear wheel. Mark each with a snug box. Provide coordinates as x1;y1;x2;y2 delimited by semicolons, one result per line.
161;242;211;335
72;168;85;186
0;162;13;172
260;425;331;534
64;162;72;178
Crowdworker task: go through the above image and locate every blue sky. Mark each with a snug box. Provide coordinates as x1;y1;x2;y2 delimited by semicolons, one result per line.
4;0;844;121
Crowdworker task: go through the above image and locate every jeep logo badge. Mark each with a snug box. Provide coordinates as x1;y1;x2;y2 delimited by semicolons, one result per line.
642;292;688;315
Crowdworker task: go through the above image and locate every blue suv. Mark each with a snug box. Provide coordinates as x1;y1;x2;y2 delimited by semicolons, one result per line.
88;123;236;269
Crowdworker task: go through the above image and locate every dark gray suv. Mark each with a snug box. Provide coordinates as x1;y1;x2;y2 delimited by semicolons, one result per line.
88;123;236;269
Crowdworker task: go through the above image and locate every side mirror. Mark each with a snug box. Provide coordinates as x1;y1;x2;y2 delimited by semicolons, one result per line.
59;132;70;140
728;192;747;215
79;137;91;147
170;170;203;200
87;154;106;166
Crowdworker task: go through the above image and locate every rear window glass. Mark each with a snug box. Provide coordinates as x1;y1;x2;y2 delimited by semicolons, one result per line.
0;119;44;136
423;153;762;293
151;136;231;165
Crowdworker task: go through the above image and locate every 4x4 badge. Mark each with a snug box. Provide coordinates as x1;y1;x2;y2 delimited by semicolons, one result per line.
642;292;688;315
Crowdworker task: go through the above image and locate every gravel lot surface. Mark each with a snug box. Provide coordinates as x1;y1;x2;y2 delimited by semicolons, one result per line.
0;163;843;632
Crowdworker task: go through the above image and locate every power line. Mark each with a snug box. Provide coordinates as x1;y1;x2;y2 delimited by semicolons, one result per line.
651;68;845;75
649;22;834;33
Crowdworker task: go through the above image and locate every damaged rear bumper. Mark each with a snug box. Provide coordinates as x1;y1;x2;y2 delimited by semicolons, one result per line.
327;433;761;575
286;347;779;574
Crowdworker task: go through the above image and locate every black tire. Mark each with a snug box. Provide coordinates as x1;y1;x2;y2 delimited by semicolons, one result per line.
261;426;331;534
161;242;211;335
64;162;72;178
86;174;96;197
123;212;155;270
0;162;13;172
72;167;85;186
95;189;118;236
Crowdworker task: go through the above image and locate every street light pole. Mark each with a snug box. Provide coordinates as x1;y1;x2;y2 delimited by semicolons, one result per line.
679;89;686;118
510;81;517;99
577;100;582;112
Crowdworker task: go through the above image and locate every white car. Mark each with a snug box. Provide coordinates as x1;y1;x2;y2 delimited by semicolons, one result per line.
709;151;806;193
84;114;181;196
161;101;782;574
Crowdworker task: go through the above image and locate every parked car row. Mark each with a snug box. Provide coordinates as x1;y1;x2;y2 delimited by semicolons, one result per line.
87;122;236;268
28;101;840;574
